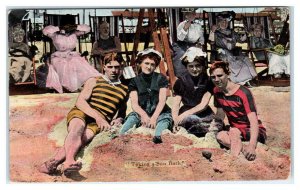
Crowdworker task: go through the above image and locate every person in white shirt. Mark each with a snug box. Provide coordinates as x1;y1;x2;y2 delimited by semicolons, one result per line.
172;8;206;77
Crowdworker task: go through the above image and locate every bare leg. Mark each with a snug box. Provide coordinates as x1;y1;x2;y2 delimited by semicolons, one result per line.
51;128;95;165
228;128;243;157
63;118;95;168
216;131;231;148
39;118;95;174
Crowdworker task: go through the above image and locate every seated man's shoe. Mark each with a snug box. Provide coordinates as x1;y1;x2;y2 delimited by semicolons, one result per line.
153;136;163;144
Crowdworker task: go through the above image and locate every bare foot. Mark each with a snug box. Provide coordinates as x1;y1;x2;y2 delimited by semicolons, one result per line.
39;159;60;174
63;161;82;176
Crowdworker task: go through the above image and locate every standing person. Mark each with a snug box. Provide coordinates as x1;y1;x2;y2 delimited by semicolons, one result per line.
210;11;257;87
91;20;121;72
209;61;267;161
43;22;101;93
172;8;206;77
172;47;223;137
119;48;173;144
249;23;290;79
39;53;128;175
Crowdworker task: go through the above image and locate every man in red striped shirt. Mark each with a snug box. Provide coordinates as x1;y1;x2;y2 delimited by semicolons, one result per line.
209;61;266;161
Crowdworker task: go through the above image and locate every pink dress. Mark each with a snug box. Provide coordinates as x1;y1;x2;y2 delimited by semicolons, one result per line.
43;25;101;93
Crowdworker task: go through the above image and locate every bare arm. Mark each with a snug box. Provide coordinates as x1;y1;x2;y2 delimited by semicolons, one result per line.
149;88;168;129
75;78;111;131
130;91;150;127
111;95;128;126
243;112;259;161
177;92;212;123
215;107;226;121
91;42;103;56
172;95;182;125
113;36;121;52
172;95;182;132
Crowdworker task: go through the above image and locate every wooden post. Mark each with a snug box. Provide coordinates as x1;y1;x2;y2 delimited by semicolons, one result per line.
160;27;176;91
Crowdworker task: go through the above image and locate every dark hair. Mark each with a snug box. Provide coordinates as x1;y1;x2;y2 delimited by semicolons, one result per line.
103;53;124;65
60;14;76;26
135;52;161;66
209;61;230;75
182;56;206;67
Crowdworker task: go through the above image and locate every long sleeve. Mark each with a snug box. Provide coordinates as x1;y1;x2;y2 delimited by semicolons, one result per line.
75;24;91;36
42;25;59;38
177;21;188;41
176;21;204;44
76;24;91;33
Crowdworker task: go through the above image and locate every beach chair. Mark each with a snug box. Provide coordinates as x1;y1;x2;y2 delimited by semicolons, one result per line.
202;10;236;64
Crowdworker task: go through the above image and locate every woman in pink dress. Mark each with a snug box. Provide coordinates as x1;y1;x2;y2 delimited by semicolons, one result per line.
43;24;101;93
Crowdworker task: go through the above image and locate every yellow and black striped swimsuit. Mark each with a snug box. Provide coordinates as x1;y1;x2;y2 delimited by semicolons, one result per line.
67;76;128;134
89;76;128;122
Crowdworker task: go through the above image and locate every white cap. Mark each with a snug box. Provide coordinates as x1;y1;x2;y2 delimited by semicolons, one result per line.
137;48;163;60
180;47;207;62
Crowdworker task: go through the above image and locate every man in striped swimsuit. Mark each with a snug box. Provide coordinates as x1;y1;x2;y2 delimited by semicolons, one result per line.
39;53;128;175
209;61;266;161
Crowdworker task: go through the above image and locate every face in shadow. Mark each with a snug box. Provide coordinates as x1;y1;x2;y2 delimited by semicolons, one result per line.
218;19;229;30
99;22;110;37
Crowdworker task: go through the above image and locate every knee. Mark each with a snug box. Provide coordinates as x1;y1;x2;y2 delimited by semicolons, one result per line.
228;128;241;138
216;131;227;143
68;118;85;135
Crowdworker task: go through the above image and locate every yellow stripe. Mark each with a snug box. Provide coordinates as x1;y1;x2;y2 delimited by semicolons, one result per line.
96;77;105;82
115;86;127;97
90;102;114;114
99;83;127;97
91;93;119;103
90;97;117;109
95;88;124;99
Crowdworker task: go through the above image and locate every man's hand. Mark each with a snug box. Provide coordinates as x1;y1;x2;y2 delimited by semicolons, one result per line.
242;144;257;161
96;117;111;132
110;118;123;127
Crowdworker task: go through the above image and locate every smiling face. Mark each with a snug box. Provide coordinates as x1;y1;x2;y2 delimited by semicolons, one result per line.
140;57;157;75
104;60;122;81
210;68;229;89
186;61;205;77
12;26;25;43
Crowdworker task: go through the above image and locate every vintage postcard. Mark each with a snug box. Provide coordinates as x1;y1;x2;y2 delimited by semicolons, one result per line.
8;6;292;183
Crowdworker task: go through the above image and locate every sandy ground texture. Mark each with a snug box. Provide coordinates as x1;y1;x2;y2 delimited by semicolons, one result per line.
9;86;291;182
